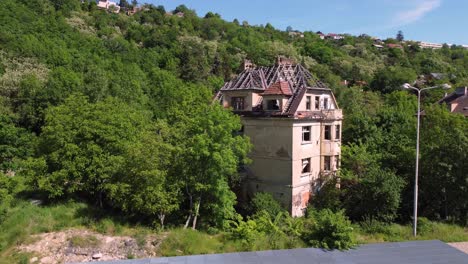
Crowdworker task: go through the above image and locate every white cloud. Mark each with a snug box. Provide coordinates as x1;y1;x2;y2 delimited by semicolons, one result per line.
392;0;441;26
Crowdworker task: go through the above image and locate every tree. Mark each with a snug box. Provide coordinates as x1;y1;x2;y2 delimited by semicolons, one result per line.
343;168;405;222
419;105;468;224
396;30;404;42
108;124;179;228
169;103;251;229
29;94;150;205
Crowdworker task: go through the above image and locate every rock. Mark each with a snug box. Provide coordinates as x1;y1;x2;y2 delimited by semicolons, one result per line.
30;257;38;263
92;253;103;259
40;256;53;264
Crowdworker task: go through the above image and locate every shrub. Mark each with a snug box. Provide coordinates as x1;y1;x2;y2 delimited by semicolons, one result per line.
417;217;434;235
303;209;356;250
249;192;284;218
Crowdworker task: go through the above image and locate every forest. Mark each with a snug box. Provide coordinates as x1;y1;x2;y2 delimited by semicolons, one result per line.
0;0;467;260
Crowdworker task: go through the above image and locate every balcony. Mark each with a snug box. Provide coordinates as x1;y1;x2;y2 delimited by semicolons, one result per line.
321;109;343;120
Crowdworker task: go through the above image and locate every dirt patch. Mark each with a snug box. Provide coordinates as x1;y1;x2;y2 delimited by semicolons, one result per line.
18;229;164;263
448;242;468;254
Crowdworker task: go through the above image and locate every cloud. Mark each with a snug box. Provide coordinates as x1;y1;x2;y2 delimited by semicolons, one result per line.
392;0;441;27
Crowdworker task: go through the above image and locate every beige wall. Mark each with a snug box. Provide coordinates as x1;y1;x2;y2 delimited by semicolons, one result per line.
242;118;294;210
222;90;261;111
297;90;336;111
241;116;343;217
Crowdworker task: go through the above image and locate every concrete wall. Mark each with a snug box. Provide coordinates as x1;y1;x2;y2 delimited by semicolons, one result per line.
242;118;294;210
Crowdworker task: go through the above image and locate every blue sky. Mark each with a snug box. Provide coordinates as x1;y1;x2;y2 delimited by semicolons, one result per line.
144;0;468;45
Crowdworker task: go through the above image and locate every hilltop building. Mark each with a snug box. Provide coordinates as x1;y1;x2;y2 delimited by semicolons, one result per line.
438;87;468;117
215;57;343;216
96;0;120;13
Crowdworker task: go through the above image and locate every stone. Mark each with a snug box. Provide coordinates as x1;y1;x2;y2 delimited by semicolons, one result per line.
92;253;103;259
40;256;53;264
30;257;38;263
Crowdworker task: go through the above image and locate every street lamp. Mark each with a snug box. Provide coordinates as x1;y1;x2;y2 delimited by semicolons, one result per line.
401;83;451;237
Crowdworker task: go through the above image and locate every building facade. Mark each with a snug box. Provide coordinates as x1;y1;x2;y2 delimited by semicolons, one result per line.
216;57;343;216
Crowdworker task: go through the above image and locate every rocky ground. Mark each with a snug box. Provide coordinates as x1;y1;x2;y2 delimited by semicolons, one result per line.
448;242;468;254
18;229;164;264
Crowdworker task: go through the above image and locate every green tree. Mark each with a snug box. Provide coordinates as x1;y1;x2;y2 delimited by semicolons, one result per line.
29;94;150;205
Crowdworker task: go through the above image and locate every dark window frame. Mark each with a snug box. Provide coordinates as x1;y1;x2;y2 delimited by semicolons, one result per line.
306;96;311;110
324;125;331;140
302;126;311;142
231;97;245;110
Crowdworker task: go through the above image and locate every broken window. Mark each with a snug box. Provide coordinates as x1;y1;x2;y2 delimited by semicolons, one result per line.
306;96;311;110
324;156;331;171
335;125;341;140
267;99;280;110
324;125;331;140
302;158;311;174
315;96;320;110
231;97;245;110
302;126;311;142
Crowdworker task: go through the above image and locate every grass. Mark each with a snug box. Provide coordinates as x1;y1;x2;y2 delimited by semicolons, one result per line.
355;221;468;244
69;234;100;248
0;200;466;262
0;200;153;263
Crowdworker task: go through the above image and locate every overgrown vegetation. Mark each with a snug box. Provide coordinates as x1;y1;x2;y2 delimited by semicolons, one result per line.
0;0;467;259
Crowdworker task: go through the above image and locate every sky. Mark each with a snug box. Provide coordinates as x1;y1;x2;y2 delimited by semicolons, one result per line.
144;0;468;45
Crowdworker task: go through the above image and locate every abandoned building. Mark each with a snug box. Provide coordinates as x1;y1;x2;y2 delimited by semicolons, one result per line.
216;57;343;216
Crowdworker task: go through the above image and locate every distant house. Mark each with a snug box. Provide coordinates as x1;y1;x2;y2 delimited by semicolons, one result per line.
437;87;468;117
96;0;120;13
316;31;325;40
419;41;443;49
387;43;403;49
325;33;344;40
373;44;384;49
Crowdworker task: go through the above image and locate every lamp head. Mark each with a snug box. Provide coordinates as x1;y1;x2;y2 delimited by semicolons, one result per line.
441;83;452;90
402;83;412;89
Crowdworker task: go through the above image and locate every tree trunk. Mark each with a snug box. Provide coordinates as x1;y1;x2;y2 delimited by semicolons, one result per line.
159;213;165;230
192;198;201;230
184;214;191;229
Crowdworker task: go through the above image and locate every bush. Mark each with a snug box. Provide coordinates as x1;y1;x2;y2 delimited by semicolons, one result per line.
417;217;434;235
303;209;356;250
249;192;284;217
310;179;342;211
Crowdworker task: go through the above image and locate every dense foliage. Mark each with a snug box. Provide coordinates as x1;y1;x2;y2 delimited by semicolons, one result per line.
0;0;466;252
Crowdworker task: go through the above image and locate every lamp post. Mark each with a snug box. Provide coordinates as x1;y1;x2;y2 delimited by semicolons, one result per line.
401;83;451;237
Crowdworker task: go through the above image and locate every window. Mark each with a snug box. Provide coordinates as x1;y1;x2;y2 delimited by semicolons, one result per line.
324;97;329;109
335;125;341;140
324;125;331;140
267;99;280;110
335;155;340;170
315;96;320;110
302;126;311;142
302;158;311;174
306;96;311;110
324;156;331;171
231;97;245;110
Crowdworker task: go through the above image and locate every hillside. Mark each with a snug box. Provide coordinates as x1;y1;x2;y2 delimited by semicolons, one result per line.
0;0;467;263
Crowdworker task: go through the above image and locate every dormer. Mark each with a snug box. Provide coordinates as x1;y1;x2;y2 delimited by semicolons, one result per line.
262;80;292;112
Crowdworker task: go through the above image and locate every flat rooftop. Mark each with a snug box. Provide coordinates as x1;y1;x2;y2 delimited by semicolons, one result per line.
77;240;467;264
